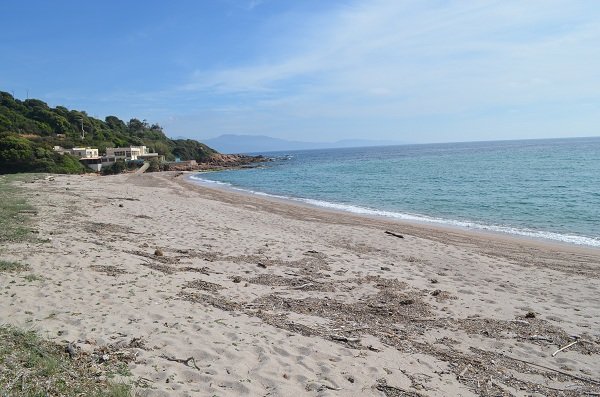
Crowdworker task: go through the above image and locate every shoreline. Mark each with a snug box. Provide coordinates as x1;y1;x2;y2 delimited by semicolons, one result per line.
2;172;599;396
185;172;600;256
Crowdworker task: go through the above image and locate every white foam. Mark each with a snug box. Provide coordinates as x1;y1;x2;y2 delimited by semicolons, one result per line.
189;174;600;248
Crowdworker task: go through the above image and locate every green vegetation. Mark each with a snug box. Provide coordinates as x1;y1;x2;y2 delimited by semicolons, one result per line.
0;325;132;396
101;159;127;175
0;91;218;174
0;260;29;272
0;174;35;243
23;273;44;282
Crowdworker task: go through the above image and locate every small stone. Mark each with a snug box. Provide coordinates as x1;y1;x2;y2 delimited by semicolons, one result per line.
430;279;439;284
283;373;289;379
257;263;267;268
118;203;123;208
380;266;391;271
232;276;242;283
399;299;414;305
525;311;536;319
347;376;355;383
431;289;442;296
154;249;164;256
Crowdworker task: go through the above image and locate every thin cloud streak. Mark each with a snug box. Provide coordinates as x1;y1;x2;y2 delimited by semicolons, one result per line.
181;0;600;117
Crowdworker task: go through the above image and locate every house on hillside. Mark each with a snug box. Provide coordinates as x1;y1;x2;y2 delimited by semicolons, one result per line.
54;145;161;172
104;146;159;161
54;146;103;171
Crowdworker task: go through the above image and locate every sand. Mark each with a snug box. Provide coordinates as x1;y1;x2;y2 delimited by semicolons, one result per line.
1;171;599;396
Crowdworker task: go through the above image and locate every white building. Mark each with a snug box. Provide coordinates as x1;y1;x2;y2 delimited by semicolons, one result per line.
54;145;160;172
105;146;158;161
53;146;98;158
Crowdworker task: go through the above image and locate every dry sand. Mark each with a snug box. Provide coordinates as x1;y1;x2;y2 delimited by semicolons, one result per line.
2;171;599;396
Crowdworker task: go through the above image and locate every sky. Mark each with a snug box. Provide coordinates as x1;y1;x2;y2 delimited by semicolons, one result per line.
2;0;600;143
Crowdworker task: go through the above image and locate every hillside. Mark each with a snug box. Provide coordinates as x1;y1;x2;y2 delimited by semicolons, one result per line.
0;91;218;173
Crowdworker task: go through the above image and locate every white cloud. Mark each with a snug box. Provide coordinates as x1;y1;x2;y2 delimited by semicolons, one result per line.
175;0;600;141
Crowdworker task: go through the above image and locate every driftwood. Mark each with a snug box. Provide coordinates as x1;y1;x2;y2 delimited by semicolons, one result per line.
330;335;360;343
291;283;314;290
333;326;370;333
552;340;578;357
502;354;600;386
458;364;471;379
529;335;553;343
159;355;200;370
384;231;404;239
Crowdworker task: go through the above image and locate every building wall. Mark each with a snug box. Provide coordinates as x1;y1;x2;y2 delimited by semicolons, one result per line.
105;146;148;160
71;148;98;158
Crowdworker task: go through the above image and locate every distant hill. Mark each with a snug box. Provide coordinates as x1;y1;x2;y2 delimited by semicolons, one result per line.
0;91;218;174
202;134;405;154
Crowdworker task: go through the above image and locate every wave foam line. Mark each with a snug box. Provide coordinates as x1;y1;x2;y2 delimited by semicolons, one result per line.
190;175;600;248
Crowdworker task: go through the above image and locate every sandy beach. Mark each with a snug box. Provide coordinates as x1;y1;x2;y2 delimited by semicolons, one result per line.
2;171;599;396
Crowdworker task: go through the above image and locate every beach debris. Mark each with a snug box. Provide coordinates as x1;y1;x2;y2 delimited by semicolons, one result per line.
431;289;442;296
257;262;267;268
159;354;200;370
380;266;391;271
183;279;223;292
291;282;314;290
154;249;164;257
552;340;579;357
375;379;423;396
65;342;78;359
330;335;360;343
90;265;129;276
501;353;600;386
529;335;553;342
525;311;536;319
247;274;333;291
384;231;404;239
430;279;439;284
232;275;242;283
458;364;471;379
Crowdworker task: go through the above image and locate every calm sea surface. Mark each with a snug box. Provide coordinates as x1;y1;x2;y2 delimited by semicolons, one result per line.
191;137;600;247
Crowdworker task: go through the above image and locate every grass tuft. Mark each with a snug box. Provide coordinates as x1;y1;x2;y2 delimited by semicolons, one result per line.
0;325;132;396
0;174;37;244
0;260;29;273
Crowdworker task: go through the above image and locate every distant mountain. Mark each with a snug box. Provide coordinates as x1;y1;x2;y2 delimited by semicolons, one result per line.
201;134;405;154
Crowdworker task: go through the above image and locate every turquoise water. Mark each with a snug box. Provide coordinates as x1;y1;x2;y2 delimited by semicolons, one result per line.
191;137;600;247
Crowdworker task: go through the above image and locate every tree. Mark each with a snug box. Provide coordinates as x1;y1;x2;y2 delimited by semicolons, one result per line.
0;133;34;172
147;158;161;172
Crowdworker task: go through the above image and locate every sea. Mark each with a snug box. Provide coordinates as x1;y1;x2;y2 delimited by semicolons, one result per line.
190;137;600;247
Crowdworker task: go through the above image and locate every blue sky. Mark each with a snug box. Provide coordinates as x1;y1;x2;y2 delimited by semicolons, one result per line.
2;0;600;143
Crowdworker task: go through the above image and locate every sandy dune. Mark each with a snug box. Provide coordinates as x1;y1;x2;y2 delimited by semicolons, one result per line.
2;172;599;396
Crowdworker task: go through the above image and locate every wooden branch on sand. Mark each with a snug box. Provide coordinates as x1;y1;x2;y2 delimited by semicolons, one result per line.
330;335;360;343
384;231;404;239
160;355;200;370
502;354;600;386
552;340;578;357
291;283;314;290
